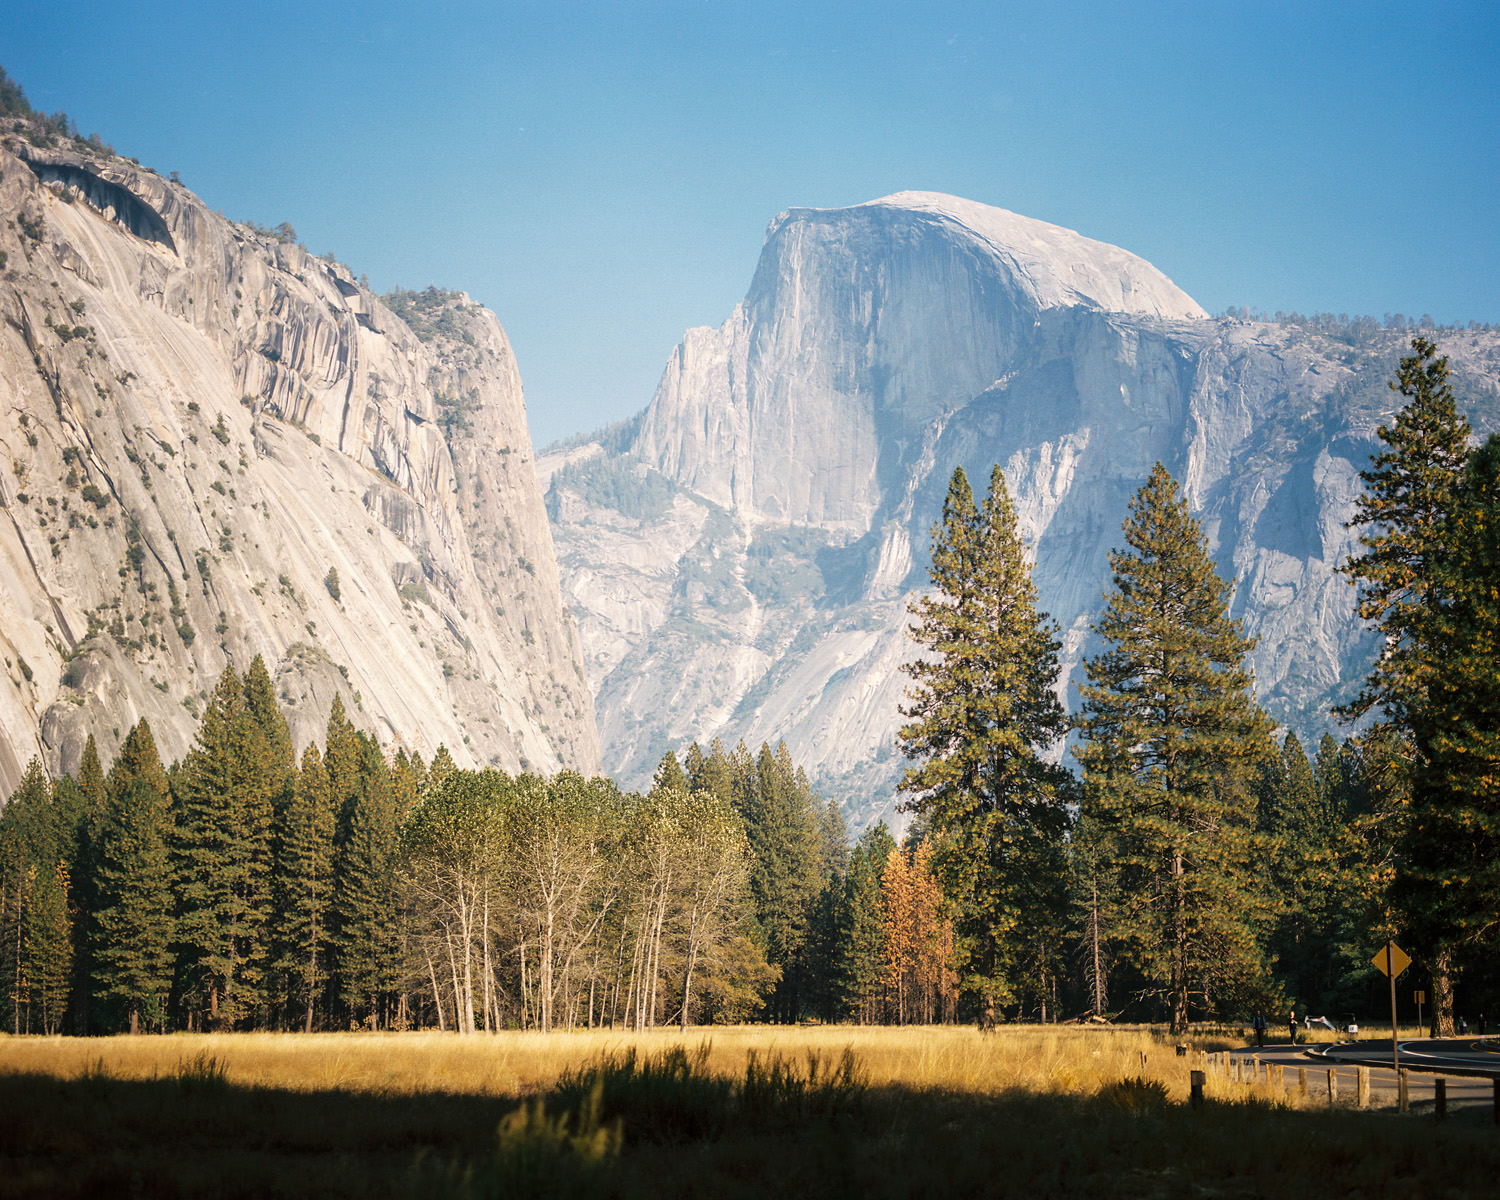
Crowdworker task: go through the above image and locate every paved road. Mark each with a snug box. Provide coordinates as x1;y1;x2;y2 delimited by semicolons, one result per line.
1231;1038;1499;1112
1319;1036;1500;1077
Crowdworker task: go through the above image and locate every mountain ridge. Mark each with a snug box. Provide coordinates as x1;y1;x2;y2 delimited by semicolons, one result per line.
0;121;597;795
542;193;1500;830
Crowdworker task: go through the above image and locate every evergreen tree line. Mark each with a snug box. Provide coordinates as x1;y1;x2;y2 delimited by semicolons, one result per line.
898;337;1500;1035
0;661;769;1033
0;657;957;1034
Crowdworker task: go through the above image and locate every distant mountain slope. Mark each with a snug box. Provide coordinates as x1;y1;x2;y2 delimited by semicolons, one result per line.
0;122;597;794
542;192;1500;830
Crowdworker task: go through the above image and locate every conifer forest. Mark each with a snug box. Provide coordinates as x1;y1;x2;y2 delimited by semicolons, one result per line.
4;338;1495;1040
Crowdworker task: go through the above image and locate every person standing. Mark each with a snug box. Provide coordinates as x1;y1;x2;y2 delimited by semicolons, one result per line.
1289;1010;1298;1044
1253;1011;1266;1047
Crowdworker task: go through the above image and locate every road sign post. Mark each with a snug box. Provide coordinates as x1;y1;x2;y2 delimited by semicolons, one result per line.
1373;940;1410;1072
1415;989;1426;1035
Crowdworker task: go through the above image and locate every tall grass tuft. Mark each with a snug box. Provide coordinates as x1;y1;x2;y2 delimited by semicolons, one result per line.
1096;1074;1170;1116
556;1043;732;1143
741;1045;866;1125
176;1051;228;1096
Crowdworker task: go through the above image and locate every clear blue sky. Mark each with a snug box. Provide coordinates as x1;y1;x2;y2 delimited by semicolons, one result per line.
6;1;1498;446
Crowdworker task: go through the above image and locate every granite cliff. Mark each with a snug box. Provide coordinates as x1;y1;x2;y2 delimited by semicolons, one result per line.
542;192;1500;830
0;123;598;795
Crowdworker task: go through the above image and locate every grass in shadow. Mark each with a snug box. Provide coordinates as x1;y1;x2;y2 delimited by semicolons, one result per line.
5;1037;1500;1198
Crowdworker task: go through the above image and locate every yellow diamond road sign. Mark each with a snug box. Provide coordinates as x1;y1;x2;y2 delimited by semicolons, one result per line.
1373;943;1411;978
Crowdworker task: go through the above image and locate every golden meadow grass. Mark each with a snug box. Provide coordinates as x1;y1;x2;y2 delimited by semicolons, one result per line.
0;1023;1233;1099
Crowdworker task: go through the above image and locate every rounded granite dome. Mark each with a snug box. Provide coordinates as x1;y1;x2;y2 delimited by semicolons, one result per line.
799;191;1208;322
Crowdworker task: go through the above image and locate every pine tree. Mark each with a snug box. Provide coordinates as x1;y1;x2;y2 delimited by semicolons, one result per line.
323;695;365;819
92;779;175;1033
739;742;824;1022
1262;733;1347;1007
1067;811;1120;1019
899;465;1074;1024
652;750;688;795
837;822;896;1022
1341;337;1472;727
108;720;171;806
334;742;400;1029
173;664;273;1028
1402;434;1500;992
685;740;735;808
1341;337;1475;1034
26;859;72;1034
72;734;108;1032
76;736;106;817
273;744;336;1031
0;760;78;1034
1076;464;1274;1034
243;655;295;800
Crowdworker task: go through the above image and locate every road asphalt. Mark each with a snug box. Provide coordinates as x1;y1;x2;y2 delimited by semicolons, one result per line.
1227;1037;1500;1112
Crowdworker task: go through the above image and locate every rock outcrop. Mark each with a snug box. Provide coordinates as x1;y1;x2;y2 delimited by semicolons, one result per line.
543;192;1500;830
0;126;598;795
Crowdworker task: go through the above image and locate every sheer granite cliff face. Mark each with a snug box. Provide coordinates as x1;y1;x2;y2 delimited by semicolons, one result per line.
544;193;1500;831
0;133;597;795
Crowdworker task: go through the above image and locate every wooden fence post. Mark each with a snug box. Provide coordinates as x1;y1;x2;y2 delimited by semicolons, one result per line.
1357;1066;1370;1108
1298;1067;1307;1098
1398;1067;1409;1113
1435;1078;1446;1121
1190;1070;1205;1110
1327;1068;1338;1103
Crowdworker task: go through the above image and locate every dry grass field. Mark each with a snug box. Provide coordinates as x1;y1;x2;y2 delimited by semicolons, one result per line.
3;1024;1497;1198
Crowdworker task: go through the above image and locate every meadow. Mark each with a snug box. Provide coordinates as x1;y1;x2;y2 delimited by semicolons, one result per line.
3;1024;1497;1198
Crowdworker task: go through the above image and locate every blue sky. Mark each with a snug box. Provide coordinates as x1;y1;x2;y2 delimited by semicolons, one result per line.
6;1;1497;446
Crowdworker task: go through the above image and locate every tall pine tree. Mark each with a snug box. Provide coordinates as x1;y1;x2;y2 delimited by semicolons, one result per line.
1076;464;1273;1034
899;465;1073;1025
173;665;274;1028
1341;337;1475;1033
1401;434;1500;1000
273;744;336;1031
92;778;175;1033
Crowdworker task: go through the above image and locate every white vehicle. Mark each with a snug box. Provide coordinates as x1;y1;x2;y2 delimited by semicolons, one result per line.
1306;1015;1337;1031
1342;1013;1359;1035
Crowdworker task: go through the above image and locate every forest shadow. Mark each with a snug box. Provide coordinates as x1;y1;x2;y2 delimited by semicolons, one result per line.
5;1055;1500;1199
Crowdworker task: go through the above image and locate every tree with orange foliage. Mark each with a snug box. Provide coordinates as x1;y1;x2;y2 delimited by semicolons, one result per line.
881;839;957;1024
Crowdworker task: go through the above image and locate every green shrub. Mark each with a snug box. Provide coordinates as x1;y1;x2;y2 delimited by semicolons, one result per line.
324;567;340;602
399;580;433;607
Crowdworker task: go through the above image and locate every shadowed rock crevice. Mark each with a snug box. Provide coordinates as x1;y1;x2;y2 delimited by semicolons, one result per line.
23;159;176;252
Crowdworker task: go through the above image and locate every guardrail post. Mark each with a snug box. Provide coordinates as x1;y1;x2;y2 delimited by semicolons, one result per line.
1357;1066;1370;1108
1327;1068;1337;1103
1190;1069;1205;1110
1435;1078;1446;1121
1398;1067;1409;1113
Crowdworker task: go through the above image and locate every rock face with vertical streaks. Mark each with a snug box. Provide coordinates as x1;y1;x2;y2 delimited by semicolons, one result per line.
0;125;597;795
542;192;1500;830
